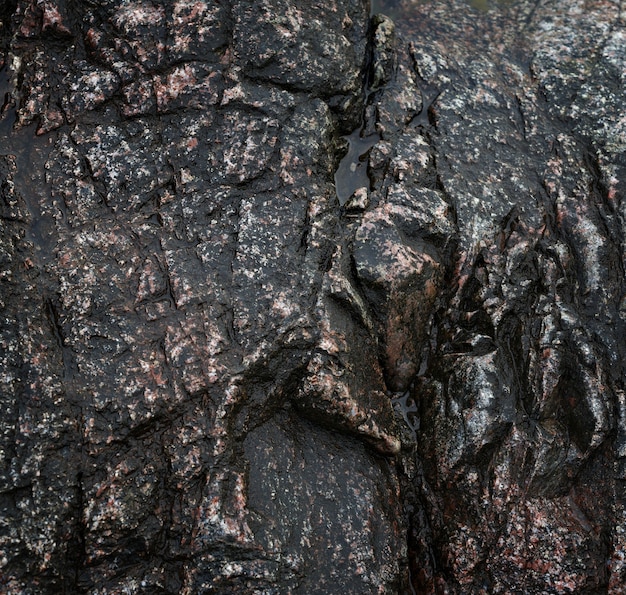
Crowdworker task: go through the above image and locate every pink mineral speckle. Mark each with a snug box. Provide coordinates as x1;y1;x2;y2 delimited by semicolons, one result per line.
112;1;165;30
154;64;196;110
41;1;71;35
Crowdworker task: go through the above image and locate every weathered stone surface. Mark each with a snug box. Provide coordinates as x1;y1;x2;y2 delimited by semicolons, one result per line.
1;0;626;593
368;0;626;592
1;1;405;593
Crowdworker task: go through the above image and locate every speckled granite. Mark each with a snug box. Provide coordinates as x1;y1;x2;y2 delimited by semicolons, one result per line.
370;0;626;592
0;0;625;593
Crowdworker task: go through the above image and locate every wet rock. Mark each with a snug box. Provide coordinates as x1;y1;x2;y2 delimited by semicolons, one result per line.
0;0;406;592
244;412;404;593
370;0;626;591
232;0;369;96
1;0;626;593
370;14;395;90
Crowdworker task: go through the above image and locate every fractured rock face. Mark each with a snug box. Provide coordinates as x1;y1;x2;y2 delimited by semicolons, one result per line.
0;1;407;593
1;0;626;593
368;0;626;592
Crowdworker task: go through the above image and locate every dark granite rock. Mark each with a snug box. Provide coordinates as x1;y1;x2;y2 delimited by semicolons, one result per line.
1;1;406;593
369;0;626;592
1;0;625;593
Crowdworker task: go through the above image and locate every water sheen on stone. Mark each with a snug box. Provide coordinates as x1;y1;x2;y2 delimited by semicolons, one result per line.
1;0;625;594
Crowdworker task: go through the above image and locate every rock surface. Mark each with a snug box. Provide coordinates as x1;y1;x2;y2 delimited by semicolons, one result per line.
0;0;625;593
369;0;626;592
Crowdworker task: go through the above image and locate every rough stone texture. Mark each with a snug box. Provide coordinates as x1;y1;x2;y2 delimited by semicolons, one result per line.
1;0;626;593
369;0;626;592
1;1;405;593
